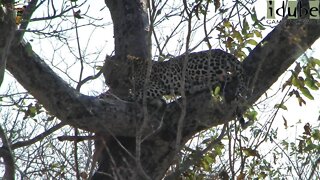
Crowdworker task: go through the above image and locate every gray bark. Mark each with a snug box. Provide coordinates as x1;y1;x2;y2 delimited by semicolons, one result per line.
0;2;17;179
0;2;15;87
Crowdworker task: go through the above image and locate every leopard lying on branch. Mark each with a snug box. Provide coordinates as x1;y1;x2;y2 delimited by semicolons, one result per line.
101;49;248;123
101;49;248;124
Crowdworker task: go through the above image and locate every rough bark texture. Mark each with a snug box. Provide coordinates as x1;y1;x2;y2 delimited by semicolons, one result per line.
0;2;15;86
103;0;151;98
0;2;17;179
2;0;320;179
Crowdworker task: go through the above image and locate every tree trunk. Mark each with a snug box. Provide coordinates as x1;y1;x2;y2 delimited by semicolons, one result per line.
93;0;157;179
93;0;320;179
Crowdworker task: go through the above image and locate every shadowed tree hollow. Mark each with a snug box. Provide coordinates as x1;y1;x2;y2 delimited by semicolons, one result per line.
0;0;320;179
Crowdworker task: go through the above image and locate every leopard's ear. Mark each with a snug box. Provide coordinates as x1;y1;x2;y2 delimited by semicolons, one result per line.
127;55;149;69
127;55;139;61
127;55;145;62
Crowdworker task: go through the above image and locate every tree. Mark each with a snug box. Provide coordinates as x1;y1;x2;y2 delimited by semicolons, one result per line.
0;0;319;179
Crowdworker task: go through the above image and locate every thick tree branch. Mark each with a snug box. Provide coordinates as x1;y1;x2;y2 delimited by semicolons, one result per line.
0;125;15;180
6;41;144;136
0;2;16;86
11;123;65;149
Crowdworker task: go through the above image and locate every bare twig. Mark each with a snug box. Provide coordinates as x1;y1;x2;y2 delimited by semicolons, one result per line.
76;69;103;89
74;128;80;180
175;0;196;156
11;122;65;149
203;0;212;49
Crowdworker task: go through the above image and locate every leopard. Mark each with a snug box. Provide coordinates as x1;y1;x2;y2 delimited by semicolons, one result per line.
127;49;247;102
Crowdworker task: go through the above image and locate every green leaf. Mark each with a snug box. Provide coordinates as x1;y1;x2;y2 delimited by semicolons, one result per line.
232;30;243;43
246;39;258;46
304;143;317;151
253;30;262;38
291;76;303;88
29;106;37;116
312;129;320;140
202;154;214;171
303;66;311;76
283;116;288;129
242;18;249;35
305;78;319;90
258;172;267;179
236;50;246;59
251;7;258;22
223;20;232;28
300;87;314;100
245;109;258;121
245;32;254;38
281;140;289;150
201;160;210;171
274;103;287;110
242;148;260;157
311;57;320;66
214;143;224;155
49;163;60;169
214;85;221;95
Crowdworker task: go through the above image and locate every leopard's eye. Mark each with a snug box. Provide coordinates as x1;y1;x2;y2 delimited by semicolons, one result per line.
227;71;233;75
